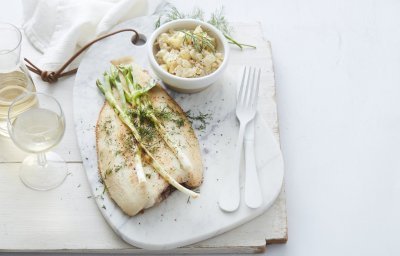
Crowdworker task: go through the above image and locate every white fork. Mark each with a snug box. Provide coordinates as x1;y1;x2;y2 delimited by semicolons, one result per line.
218;67;261;212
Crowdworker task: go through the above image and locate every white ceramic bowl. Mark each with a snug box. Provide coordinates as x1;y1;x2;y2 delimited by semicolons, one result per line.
147;19;230;93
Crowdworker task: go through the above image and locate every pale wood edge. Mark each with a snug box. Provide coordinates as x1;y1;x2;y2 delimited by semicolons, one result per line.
257;21;282;142
265;186;288;247
0;246;265;255
259;23;289;247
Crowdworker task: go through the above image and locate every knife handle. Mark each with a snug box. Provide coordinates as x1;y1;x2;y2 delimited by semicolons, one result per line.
218;123;246;212
244;139;262;208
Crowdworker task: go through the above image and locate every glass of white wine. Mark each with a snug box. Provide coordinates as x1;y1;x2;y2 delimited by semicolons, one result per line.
0;22;36;137
7;92;67;190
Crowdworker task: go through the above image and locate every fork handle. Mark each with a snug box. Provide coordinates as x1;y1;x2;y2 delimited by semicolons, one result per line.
218;123;247;212
244;139;262;208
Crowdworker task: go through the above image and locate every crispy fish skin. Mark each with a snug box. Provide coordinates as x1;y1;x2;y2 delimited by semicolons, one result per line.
96;64;203;216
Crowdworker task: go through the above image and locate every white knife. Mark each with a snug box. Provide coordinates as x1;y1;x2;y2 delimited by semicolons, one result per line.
243;100;262;208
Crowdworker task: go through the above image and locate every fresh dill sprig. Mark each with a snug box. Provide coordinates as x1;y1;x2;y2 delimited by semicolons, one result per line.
128;103;186;141
174;118;185;128
155;6;256;50
154;106;174;120
185;110;212;131
190;7;205;21
127;104;157;142
154;107;185;128
207;8;254;50
104;168;112;178
224;33;257;50
155;16;161;29
165;6;185;22
156;6;205;26
208;7;231;35
137;125;156;142
181;30;216;53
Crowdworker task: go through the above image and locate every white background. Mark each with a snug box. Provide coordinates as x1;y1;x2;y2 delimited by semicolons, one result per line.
1;0;400;255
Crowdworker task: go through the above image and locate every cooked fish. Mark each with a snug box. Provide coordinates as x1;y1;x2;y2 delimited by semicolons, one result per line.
96;62;203;216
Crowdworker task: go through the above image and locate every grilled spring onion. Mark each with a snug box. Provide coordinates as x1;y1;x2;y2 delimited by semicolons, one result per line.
115;65;193;173
100;72;146;184
96;70;199;198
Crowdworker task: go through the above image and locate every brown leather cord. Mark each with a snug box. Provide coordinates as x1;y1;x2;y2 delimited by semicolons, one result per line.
24;28;140;83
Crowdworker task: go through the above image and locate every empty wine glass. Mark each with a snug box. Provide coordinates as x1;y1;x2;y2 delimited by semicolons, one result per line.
7;92;67;190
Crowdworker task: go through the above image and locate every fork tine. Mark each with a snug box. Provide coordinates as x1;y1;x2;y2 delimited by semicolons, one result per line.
238;66;247;104
243;67;253;107
251;68;261;110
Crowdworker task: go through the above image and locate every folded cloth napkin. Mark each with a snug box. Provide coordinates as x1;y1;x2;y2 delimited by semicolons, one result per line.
22;0;165;71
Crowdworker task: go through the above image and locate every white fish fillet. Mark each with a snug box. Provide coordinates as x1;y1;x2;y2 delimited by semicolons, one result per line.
96;62;203;216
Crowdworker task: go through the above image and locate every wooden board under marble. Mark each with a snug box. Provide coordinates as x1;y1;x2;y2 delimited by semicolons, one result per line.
0;23;287;254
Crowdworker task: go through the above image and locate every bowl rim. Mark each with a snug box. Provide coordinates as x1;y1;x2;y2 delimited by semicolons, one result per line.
147;18;230;82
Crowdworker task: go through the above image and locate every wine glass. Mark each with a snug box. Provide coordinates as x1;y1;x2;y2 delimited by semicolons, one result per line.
0;22;36;137
7;92;67;190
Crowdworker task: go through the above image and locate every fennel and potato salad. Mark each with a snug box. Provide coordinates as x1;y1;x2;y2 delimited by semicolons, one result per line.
96;59;203;216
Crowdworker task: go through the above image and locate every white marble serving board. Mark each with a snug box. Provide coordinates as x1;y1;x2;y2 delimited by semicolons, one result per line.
73;16;284;250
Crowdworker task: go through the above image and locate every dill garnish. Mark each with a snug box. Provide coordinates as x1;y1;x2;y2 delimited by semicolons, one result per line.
137;125;156;142
154;106;174;120
155;6;256;50
104;168;112;178
181;30;216;53
190;7;205;21
155;17;161;29
185;110;212;131
123;135;134;150
102;184;108;195
102;119;113;136
131;104;185;135
154;106;185;128
114;165;123;173
208;8;231;36
165;6;185;22
174;118;185;128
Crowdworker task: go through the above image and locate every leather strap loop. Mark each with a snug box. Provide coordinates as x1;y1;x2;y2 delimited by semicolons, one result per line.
24;28;139;84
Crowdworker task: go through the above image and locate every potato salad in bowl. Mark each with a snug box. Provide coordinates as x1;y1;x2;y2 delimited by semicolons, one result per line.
155;25;224;78
148;19;229;93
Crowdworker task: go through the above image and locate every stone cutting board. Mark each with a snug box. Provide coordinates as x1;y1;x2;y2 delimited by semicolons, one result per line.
73;16;285;250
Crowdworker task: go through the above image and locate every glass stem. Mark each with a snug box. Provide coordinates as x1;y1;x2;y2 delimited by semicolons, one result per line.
37;152;47;167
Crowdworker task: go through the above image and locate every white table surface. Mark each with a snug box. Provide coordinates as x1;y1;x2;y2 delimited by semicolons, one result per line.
1;0;400;256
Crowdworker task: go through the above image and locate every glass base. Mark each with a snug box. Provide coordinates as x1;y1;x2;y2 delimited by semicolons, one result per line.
19;151;67;191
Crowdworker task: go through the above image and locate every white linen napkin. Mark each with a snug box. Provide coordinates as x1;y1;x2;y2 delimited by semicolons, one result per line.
22;0;165;71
